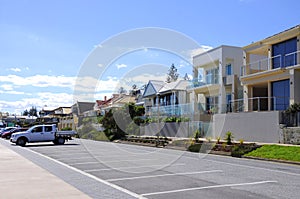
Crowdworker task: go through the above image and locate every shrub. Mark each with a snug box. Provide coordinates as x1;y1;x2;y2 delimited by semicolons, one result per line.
231;144;260;158
188;143;202;152
225;131;234;145
194;129;201;142
61;127;72;131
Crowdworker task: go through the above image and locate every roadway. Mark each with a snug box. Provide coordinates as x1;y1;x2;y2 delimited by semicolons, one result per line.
1;138;300;199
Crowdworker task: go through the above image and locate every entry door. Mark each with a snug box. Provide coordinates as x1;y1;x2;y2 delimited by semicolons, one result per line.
43;126;55;141
30;126;44;141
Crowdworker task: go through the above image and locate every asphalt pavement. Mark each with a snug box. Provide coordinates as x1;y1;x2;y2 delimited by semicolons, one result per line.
1;138;300;199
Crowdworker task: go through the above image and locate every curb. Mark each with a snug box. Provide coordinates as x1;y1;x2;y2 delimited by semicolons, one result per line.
243;156;300;166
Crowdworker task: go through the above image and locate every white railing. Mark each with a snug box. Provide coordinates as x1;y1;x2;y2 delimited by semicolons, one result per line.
241;50;299;76
229;96;290;112
284;50;300;67
241;54;282;76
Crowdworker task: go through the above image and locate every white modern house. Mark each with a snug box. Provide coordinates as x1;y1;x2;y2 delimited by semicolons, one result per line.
187;45;244;120
213;25;300;143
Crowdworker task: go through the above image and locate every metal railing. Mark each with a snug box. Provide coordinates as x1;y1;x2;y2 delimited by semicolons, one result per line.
241;50;299;76
229;96;290;112
187;76;220;89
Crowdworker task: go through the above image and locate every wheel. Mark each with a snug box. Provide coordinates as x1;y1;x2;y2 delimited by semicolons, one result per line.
6;135;11;139
16;138;27;147
56;137;65;145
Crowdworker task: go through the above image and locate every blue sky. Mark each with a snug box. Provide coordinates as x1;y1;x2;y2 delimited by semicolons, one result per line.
0;0;299;114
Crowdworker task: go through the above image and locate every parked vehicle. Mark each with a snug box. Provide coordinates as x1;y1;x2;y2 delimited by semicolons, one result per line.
1;128;28;139
10;124;76;147
0;127;17;136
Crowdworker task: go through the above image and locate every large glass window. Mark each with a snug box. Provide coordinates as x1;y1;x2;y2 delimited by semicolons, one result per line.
206;68;219;84
272;37;297;68
206;96;218;113
226;64;232;75
272;79;290;110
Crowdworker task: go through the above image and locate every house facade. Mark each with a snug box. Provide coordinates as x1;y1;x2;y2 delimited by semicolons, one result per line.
187;45;244;120
240;25;300;112
143;80;189;117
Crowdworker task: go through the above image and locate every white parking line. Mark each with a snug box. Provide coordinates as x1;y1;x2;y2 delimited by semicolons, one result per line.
141;180;277;196
69;161;100;166
24;147;147;199
107;170;223;182
84;163;186;172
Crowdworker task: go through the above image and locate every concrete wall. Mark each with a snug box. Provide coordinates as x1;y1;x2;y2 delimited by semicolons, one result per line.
213;111;281;143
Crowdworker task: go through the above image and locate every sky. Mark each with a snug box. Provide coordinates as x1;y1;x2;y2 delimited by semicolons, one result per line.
0;0;299;115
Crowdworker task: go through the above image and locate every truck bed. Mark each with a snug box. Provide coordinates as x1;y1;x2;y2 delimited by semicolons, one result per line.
56;130;77;136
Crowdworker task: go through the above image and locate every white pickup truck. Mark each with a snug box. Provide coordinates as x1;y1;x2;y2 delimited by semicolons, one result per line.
10;124;76;146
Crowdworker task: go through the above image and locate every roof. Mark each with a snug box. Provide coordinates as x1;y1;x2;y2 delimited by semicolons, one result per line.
73;102;95;115
159;80;189;93
244;24;300;51
143;80;165;97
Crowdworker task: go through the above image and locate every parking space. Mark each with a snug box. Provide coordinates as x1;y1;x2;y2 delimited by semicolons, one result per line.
3;138;300;199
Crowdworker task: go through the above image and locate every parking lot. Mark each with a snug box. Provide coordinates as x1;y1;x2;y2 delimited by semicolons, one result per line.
2;138;300;199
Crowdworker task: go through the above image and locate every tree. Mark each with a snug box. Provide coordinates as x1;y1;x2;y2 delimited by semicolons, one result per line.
100;103;145;140
183;73;190;80
23;109;29;116
28;106;38;117
166;63;179;83
118;86;127;94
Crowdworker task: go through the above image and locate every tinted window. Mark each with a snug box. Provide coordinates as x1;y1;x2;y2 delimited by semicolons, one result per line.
45;126;52;132
272;79;290;110
272;37;297;68
32;126;43;133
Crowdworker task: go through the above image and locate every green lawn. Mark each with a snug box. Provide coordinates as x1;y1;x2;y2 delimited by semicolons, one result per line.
245;145;300;162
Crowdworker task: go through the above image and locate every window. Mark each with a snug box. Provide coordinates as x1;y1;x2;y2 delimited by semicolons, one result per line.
226;94;232;112
32;126;43;133
205;68;219;84
226;64;232;75
45;126;52;132
206;96;218;113
272;37;297;68
272;79;290;110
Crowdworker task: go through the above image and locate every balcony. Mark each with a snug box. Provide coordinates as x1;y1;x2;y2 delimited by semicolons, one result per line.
229;96;290;112
241;50;299;76
187;75;220;89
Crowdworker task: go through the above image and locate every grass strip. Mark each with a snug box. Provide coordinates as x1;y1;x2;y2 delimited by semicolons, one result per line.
244;145;300;162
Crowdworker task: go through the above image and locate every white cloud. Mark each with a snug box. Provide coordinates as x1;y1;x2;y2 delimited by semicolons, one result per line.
200;45;213;51
0;84;14;91
116;63;127;69
0;92;74;114
9;67;21;72
0;75;75;88
25;66;29;70
97;63;103;67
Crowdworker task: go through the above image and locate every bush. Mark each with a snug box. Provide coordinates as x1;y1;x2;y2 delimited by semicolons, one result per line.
61;127;72;131
188;143;202;152
225;131;234;145
231;144;260;158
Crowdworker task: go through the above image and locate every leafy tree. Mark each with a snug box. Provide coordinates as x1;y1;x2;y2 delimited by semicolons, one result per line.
23;109;29;116
118;86;127;94
29;106;38;117
100;103;145;140
166;63;179;83
184;73;190;80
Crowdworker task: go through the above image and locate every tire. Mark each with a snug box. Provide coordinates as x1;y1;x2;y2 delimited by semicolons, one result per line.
16;138;27;147
6;135;11;140
56;137;65;145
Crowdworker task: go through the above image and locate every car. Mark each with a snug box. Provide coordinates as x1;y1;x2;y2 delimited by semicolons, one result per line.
2;128;28;139
0;127;16;136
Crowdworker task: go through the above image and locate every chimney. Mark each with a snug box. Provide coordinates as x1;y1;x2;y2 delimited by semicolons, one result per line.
104;96;107;101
